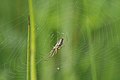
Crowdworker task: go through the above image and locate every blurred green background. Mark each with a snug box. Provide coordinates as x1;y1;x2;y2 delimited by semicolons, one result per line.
0;0;120;80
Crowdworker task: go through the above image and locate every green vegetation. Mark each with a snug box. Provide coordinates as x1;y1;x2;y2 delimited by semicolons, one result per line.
0;0;120;80
28;0;37;80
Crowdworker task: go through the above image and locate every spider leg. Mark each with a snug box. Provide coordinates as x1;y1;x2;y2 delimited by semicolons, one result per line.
54;48;58;55
51;52;55;57
49;49;55;57
58;47;61;49
58;44;63;49
52;48;58;57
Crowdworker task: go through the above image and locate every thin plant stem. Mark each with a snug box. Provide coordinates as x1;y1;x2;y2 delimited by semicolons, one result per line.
27;16;30;80
28;0;37;80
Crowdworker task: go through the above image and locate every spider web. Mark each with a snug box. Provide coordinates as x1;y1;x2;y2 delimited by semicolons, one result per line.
0;0;120;80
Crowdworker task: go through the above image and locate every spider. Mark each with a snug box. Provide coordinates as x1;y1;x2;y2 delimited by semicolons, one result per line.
36;38;64;64
49;38;64;57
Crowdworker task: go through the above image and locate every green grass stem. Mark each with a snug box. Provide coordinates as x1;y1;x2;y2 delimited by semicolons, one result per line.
28;0;37;80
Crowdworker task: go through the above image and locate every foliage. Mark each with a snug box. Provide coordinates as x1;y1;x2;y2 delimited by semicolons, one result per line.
0;0;120;80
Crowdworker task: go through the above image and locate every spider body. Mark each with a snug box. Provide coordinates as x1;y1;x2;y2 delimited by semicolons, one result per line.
49;38;64;57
